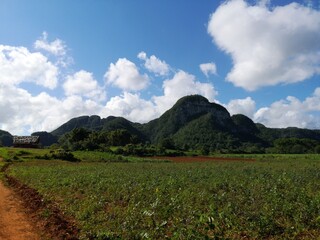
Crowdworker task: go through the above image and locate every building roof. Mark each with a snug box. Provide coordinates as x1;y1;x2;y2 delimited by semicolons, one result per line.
13;136;40;145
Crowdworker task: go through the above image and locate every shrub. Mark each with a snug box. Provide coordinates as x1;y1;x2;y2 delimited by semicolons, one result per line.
51;149;79;162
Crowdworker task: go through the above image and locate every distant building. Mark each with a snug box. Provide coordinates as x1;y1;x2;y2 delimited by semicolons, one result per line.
13;136;40;148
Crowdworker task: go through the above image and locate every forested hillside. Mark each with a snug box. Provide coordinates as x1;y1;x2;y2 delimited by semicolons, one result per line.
2;95;320;153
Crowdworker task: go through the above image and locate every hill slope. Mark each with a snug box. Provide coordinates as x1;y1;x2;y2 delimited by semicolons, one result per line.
142;95;236;143
48;95;320;152
1;94;320;152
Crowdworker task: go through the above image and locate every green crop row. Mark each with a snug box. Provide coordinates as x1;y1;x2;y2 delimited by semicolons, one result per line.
7;154;320;239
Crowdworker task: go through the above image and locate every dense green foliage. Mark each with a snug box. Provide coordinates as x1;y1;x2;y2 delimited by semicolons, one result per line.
273;138;320;154
58;128;141;151
142;95;234;143
7;155;320;239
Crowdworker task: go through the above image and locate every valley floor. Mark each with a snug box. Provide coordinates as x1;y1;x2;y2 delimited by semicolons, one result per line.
1;148;320;239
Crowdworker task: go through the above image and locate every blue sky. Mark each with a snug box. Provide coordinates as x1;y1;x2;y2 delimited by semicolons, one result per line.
0;0;320;135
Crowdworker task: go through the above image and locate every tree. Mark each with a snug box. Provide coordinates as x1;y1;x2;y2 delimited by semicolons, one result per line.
70;128;91;142
107;129;134;146
273;138;319;154
158;137;175;150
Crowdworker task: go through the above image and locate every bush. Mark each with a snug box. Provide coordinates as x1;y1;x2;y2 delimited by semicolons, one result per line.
35;150;80;162
51;149;79;162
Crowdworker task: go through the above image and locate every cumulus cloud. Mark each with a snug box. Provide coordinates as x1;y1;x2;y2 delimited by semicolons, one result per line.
104;58;150;91
0;85;103;135
101;92;159;123
208;0;320;91
200;62;217;77
0;35;104;135
101;71;218;123
254;88;320;129
0;45;59;89
138;51;170;76
63;70;106;102
34;32;72;67
226;97;256;118
153;70;218;113
34;32;66;56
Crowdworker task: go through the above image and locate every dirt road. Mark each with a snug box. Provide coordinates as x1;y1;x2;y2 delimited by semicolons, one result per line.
0;180;40;240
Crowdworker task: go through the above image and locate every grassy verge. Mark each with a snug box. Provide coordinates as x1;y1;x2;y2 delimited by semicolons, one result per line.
7;154;320;239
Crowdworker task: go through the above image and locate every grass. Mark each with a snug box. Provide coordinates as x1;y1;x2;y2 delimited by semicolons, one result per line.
4;151;320;239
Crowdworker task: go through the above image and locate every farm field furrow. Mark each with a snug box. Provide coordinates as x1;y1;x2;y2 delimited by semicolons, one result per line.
6;155;320;239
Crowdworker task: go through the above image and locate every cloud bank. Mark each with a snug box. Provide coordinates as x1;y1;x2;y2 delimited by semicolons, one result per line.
208;0;320;91
254;88;320;129
2;4;320;136
0;33;219;134
0;45;58;89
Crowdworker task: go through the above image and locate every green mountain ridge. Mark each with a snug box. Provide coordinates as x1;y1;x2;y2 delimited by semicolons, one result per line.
1;95;320;153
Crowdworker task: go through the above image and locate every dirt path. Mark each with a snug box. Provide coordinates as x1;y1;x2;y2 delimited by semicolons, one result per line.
0;181;41;240
0;156;40;240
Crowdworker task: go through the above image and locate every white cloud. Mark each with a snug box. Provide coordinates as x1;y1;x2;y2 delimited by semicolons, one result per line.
153;70;218;113
0;45;59;89
226;97;256;118
34;32;72;67
34;32;66;56
258;0;270;7
254;88;320;129
102;92;158;123
0;84;103;135
63;70;106;102
0;36;219;135
104;58;150;91
200;62;217;77
208;0;320;91
138;51;170;76
101;71;218;123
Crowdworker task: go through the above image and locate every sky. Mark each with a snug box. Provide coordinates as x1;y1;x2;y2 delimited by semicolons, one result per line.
0;0;320;135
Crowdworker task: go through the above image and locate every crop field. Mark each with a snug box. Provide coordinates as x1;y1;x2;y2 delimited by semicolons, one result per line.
2;148;320;239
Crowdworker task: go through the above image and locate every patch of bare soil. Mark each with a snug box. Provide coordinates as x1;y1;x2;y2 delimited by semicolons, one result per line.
5;176;79;240
0;160;79;240
0;180;41;240
151;156;255;163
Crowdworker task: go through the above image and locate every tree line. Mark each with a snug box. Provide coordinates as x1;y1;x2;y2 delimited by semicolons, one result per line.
55;127;320;155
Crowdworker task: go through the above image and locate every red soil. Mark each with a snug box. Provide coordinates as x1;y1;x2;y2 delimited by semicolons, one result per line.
0;180;41;240
0;159;79;240
150;156;255;163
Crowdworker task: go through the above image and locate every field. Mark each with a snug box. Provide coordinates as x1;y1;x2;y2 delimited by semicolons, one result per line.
1;148;320;239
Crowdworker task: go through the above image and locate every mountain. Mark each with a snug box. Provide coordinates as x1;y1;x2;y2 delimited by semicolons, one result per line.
256;124;320;143
142;95;236;143
0;130;13;146
31;131;58;147
50;95;240;147
49;94;320;152
51;115;146;140
51;115;107;137
1;95;320;152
